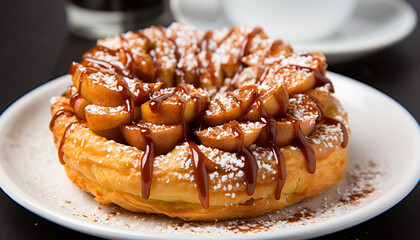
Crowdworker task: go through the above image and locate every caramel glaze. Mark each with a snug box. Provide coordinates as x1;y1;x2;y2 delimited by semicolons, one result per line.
49;109;73;131
57;121;80;165
115;75;136;123
230;120;258;195
146;85;211;206
137;125;155;199
256;99;287;200
118;32;153;82
61;26;345;208
187;141;210;209
50;105;78;165
289;64;335;93
192;93;207;131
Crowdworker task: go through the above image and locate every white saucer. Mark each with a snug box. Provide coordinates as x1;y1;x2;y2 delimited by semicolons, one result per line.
170;0;417;63
0;73;419;239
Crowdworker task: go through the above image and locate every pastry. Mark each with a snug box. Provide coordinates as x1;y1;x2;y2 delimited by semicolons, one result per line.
49;23;349;221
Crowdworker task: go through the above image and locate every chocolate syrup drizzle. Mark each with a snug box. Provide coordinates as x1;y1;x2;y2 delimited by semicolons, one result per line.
290;64;335;93
57;26;347;208
311;97;348;148
293;122;316;174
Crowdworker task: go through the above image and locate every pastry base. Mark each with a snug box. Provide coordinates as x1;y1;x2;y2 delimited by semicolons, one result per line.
50;95;349;221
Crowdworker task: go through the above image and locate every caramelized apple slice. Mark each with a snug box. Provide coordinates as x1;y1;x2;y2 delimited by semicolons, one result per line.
198;65;224;91
141;84;209;125
97;30;152;52
242;39;292;69
269;52;328;94
80;46;129;77
84;105;140;131
256;94;319;147
143;26;177;87
85;31;156;81
121;121;184;154
166;23;200;85
228;67;258;89
203;85;258;126
72;96;89;120
81;72;129;106
244;78;289;121
195;31;224;91
215;26;267;78
125;78;163;106
128;51;156;82
70;64;162;107
306;85;331;108
195;120;265;152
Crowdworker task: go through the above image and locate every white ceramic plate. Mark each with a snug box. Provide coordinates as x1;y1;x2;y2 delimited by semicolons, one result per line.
0;73;419;239
170;0;417;63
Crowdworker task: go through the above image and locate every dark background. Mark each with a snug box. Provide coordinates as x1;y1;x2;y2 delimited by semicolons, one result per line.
0;0;419;239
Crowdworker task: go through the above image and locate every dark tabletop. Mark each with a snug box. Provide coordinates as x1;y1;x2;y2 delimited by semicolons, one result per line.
0;0;419;239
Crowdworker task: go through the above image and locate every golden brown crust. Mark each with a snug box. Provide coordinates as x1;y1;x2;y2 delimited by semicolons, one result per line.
50;95;349;221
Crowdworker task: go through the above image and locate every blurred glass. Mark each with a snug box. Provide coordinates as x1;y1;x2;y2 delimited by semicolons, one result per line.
65;0;164;39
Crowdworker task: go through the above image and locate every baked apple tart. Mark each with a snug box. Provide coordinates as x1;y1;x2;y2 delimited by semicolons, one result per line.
49;23;349;221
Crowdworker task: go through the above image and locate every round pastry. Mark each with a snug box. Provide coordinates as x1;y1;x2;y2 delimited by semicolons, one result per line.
49;23;349;221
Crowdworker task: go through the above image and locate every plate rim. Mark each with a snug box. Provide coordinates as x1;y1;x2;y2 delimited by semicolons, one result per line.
0;73;419;239
169;0;418;57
